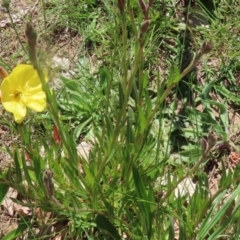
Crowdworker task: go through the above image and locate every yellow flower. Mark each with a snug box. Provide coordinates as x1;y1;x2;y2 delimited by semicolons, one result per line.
0;64;47;123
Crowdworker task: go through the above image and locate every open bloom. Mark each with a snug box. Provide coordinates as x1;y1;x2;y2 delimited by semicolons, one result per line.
0;64;47;123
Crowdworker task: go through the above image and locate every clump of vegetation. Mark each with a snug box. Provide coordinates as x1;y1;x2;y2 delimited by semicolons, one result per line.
1;0;240;239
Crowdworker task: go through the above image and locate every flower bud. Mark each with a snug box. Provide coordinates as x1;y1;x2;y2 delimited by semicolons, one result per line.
201;41;212;55
207;130;217;150
139;0;147;15
148;0;154;8
140;19;150;34
201;138;208;153
53;124;61;144
0;66;8;80
43;169;54;198
117;0;125;15
25;22;37;48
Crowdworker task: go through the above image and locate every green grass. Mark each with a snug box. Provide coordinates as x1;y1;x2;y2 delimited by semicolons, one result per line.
1;0;240;239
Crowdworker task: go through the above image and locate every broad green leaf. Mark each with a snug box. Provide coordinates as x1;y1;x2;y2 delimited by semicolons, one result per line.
95;214;121;240
61;77;80;92
180;146;202;163
74;118;92;140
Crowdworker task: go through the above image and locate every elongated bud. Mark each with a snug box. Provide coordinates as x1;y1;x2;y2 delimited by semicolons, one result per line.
53;124;61;144
43;169;54;198
140;19;150;34
201;138;208;153
25;22;37;48
117;0;125;15
139;0;147;15
207;130;217;150
148;0;154;8
0;66;8;80
25;23;38;67
201;41;212;55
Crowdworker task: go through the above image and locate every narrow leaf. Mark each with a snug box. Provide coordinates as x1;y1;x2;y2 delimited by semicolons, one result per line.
0;184;9;205
215;85;240;103
137;106;147;134
132;164;152;238
95;214;121;240
1;216;30;240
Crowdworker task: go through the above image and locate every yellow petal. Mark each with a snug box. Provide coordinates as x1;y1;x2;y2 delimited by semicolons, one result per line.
26;91;47;112
2;101;27;123
12;64;41;88
0;75;17;99
9;64;48;88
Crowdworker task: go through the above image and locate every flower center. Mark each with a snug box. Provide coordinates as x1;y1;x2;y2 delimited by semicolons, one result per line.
13;90;22;100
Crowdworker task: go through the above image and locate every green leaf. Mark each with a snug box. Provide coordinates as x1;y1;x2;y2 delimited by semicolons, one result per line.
215;85;240;103
118;82;124;109
200;79;216;100
167;65;181;87
21;151;32;187
137;106;147;134
74;118;92;140
12;147;22;183
202;99;228;136
126;109;134;144
61;76;80;92
0;184;9;205
99;66;111;93
197;185;240;239
95;214;121;240
132;164;152;239
1;216;30;240
208;203;240;240
168;218;175;240
180;146;202;163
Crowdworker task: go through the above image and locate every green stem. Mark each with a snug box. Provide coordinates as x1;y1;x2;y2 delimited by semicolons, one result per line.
122;15;128;92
